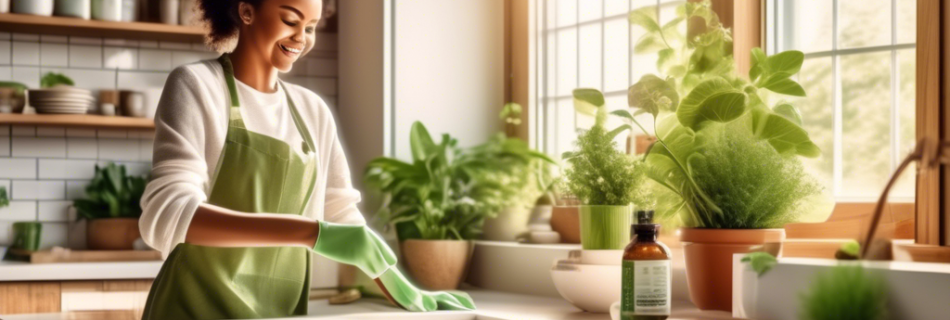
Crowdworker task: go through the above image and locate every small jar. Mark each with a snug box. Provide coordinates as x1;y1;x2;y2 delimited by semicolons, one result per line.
620;210;671;320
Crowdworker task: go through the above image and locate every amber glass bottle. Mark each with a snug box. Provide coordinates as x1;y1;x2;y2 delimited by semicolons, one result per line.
620;210;671;320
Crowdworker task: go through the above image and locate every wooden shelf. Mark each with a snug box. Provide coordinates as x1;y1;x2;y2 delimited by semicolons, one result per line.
0;13;204;43
0;114;154;129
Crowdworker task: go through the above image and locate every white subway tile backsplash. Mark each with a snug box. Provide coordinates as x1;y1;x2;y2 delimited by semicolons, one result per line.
11;67;40;88
64;69;117;90
12;180;65;200
40;222;69;249
0;180;9;193
66;127;97;138
37;126;65;137
12;125;35;137
138;40;158;48
38;201;72;222
98;139;139;161
41;35;68;43
0;66;10;81
69;45;103;68
0;158;37;179
139;138;153;162
70;37;103;45
138;49;172;71
104;47;138;70
114;161;151;177
12;137;67;158
0;41;10;65
0;222;11;245
105;38;139;47
128;130;154;139
192;42;213;52
39;159;98;179
12;41;40;65
0;201;37;221
0;32;10;40
66;180;89;200
97;129;127;138
40;43;69;67
67;138;98;159
0;125;8;136
12;33;39;42
0;136;8;157
171;51;215;68
159;42;192;50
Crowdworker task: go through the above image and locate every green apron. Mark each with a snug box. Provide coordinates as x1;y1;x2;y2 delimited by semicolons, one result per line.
142;55;319;320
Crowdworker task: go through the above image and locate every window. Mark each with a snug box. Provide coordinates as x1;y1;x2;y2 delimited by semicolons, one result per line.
767;0;917;201
534;0;684;158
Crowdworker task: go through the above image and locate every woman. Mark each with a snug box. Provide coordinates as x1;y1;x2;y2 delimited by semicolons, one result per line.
139;0;474;318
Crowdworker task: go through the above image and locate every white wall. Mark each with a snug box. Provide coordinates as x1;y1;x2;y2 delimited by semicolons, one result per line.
392;0;505;160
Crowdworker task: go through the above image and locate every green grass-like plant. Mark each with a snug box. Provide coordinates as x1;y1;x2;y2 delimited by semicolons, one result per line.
799;265;889;320
0;186;9;209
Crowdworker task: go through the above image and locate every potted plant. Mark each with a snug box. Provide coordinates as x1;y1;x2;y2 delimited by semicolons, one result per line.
475;103;558;241
364;122;507;290
73;163;148;250
609;0;823;311
562;94;647;250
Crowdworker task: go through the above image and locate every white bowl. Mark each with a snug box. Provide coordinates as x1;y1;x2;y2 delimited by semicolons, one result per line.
550;259;621;313
568;249;624;266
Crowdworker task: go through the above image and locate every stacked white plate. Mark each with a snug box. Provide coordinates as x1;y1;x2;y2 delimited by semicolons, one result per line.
28;87;95;114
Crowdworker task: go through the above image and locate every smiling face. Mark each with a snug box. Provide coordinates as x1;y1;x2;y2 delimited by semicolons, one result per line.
239;0;322;72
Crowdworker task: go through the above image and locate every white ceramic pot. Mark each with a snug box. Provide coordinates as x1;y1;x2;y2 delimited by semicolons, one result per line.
120;0;137;21
481;206;531;242
159;0;179;25
179;0;199;26
0;0;10;13
91;0;121;21
12;0;54;16
55;0;90;19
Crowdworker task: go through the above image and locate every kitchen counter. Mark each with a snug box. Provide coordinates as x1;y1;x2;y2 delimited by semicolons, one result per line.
0;261;163;282
2;289;738;320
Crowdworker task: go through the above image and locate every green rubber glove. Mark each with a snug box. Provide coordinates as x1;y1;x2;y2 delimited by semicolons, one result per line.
378;267;476;312
311;221;398;278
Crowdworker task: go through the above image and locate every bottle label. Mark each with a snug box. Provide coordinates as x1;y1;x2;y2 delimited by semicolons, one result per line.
621;260;671;317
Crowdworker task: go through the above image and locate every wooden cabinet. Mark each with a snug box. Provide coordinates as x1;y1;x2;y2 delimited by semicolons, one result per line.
0;280;153;315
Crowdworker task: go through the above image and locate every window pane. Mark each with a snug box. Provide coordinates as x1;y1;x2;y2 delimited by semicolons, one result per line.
556;0;578;27
795;57;835;189
894;48;916;198
579;23;603;89
897;0;916;44
557;98;579;156
545;98;558;153
839;0;892;49
545;33;557;98
604;18;630;92
557;28;578;96
579;0;603;23
605;0;630;16
782;0;833;53
841;52;892;197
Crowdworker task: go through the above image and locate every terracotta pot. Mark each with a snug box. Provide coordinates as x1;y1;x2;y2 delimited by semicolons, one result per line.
86;218;140;250
680;228;784;312
482;206;531;242
550;206;580;243
400;240;473;290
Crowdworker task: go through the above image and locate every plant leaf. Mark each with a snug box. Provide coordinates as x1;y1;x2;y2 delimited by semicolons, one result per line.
766;50;804;75
573;88;604;117
773;102;803;126
755;112;821;158
628;74;680;116
741;252;777;276
762;77;806;97
628;7;660;32
410;121;437;163
676;77;747;129
749;47;768;81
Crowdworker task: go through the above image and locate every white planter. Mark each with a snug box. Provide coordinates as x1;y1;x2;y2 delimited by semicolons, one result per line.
481;206;531;242
0;0;10;13
12;0;54;16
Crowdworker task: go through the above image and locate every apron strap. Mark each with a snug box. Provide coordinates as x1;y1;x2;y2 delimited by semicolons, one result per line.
279;81;317;155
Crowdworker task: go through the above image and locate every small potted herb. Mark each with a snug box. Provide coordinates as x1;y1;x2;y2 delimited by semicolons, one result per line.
562;90;647;250
73;163;148;250
365;122;504;289
613;0;823;311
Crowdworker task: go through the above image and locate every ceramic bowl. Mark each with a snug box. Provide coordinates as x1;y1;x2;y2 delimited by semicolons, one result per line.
550;259;621;313
567;249;624;266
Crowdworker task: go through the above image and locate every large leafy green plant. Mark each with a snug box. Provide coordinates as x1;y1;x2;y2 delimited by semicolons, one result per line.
464;132;557;211
607;0;821;228
562;90;647;207
365;122;553;241
73;163;148;220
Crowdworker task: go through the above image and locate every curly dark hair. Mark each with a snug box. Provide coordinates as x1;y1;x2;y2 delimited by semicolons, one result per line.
196;0;329;51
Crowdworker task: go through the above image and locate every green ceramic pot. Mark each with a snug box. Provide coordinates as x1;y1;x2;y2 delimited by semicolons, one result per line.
12;222;42;252
579;205;632;250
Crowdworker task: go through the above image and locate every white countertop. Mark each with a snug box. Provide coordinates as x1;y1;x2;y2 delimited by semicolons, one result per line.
0;260;163;281
2;289;737;320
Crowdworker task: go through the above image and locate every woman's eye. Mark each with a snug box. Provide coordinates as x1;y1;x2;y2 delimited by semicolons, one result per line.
305;27;315;34
282;19;298;27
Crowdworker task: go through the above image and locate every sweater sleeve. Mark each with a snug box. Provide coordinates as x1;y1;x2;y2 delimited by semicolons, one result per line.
139;66;215;258
309;91;366;226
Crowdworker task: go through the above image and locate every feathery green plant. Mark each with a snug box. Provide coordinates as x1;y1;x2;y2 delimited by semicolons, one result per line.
799;265;889;320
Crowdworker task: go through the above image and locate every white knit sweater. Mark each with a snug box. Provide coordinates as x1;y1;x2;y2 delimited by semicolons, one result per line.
139;60;366;258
